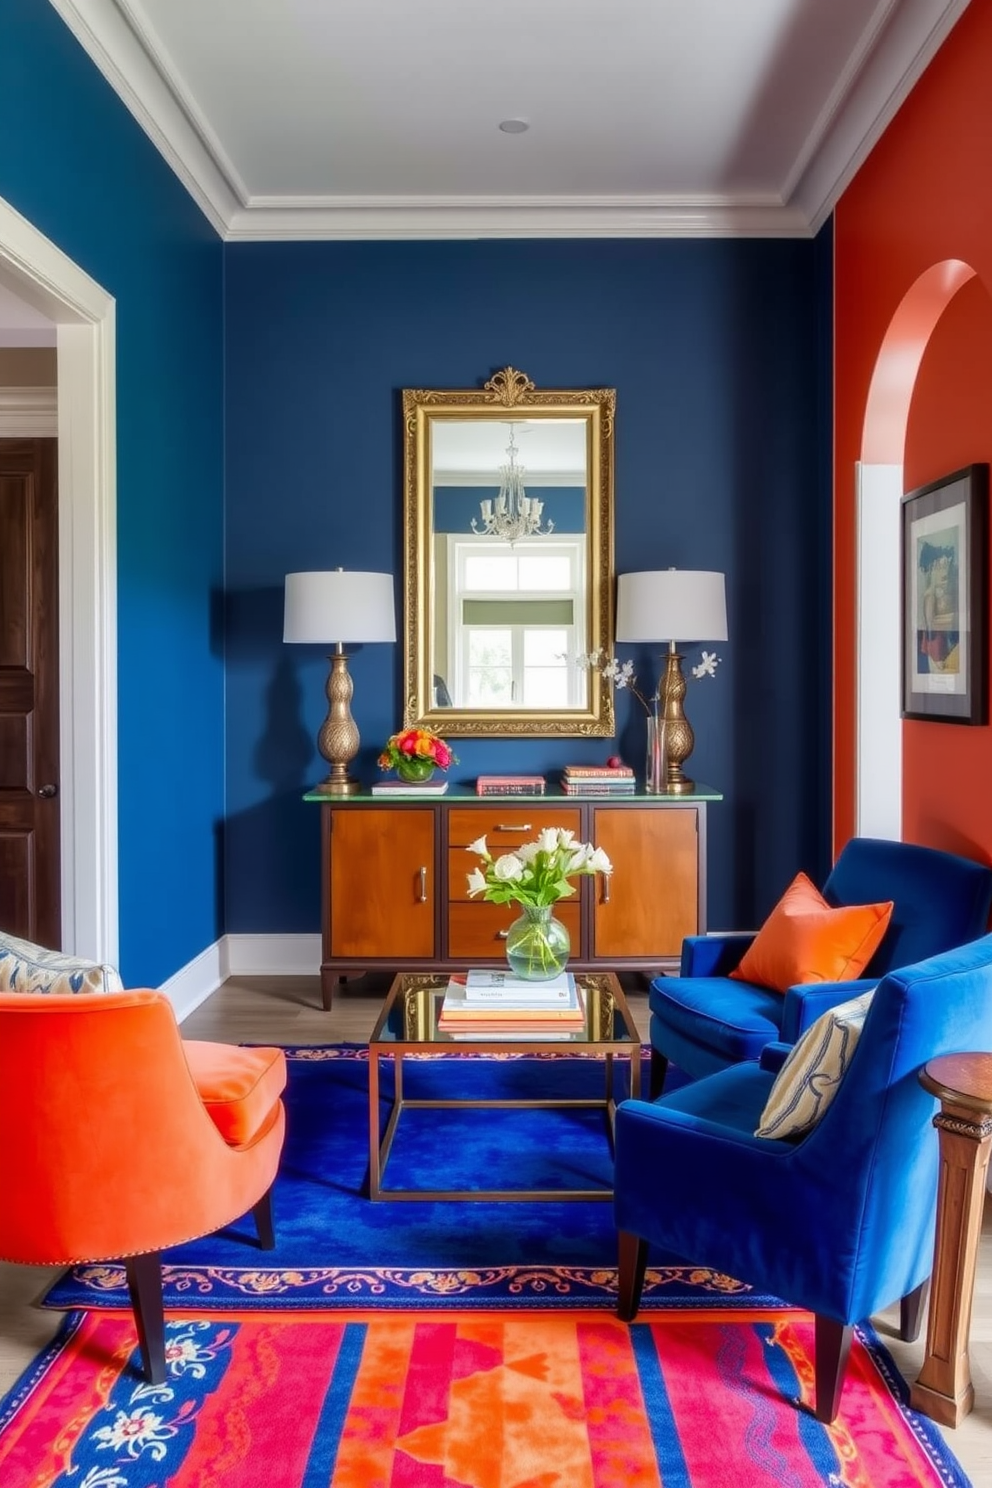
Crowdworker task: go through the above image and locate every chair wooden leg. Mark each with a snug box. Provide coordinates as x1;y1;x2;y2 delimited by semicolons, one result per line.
900;1278;929;1343
617;1230;648;1322
252;1187;276;1250
125;1252;166;1384
649;1048;668;1100
813;1315;854;1423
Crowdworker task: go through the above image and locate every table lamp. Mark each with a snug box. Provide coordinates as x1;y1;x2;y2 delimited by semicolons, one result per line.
283;569;396;795
615;568;728;793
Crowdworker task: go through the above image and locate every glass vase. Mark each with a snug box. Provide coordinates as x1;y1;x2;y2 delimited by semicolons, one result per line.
645;704;668;794
505;904;571;981
396;755;435;783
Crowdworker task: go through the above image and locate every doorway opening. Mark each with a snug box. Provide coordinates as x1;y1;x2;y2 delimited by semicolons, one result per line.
0;194;118;965
855;260;977;846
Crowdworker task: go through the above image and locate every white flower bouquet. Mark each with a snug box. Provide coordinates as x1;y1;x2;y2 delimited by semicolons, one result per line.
466;827;613;906
466;827;613;979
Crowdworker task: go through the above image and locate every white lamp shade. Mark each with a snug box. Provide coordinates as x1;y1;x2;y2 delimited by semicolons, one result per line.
283;570;397;644
616;570;728;644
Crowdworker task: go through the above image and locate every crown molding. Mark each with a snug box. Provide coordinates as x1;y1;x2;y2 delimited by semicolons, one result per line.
0;386;58;435
49;0;970;241
225;197;812;241
794;0;972;233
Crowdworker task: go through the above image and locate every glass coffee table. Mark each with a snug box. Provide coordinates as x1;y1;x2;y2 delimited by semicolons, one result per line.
367;970;641;1201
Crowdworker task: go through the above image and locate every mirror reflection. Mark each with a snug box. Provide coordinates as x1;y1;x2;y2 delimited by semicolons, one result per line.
431;418;588;711
403;368;615;736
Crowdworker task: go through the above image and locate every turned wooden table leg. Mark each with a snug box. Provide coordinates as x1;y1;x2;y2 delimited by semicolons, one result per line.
910;1053;992;1428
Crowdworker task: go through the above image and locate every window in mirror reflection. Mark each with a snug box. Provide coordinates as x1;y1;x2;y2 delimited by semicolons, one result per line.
437;536;589;708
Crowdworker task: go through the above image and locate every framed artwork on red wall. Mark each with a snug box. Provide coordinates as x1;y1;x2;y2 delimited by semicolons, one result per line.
901;463;988;725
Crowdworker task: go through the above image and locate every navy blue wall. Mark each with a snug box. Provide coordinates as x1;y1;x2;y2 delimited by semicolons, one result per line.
225;238;832;934
0;2;224;984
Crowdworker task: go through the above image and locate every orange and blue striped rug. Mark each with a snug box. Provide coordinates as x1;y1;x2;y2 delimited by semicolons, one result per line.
0;1307;968;1485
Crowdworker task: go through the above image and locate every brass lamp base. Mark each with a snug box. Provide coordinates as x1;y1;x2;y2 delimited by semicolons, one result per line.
315;650;362;796
660;649;697;794
312;770;361;797
665;773;696;795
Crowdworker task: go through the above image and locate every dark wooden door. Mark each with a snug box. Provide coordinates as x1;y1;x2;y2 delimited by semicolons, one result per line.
0;438;60;945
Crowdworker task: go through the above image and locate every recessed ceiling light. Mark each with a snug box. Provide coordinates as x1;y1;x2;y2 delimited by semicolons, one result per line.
498;118;530;134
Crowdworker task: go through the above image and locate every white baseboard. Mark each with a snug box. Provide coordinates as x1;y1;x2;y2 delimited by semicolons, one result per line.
160;933;321;1023
222;933;322;978
159;940;226;1023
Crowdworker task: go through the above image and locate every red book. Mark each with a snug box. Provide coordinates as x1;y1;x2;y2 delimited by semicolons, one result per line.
476;775;546;795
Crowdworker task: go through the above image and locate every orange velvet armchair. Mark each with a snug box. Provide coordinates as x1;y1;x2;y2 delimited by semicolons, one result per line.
0;988;287;1382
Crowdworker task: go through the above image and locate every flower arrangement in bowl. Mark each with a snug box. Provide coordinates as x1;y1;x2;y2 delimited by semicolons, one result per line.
378;727;458;784
466;827;613;979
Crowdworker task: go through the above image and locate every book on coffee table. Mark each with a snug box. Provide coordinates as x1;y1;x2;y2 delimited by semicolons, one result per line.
439;972;584;1028
463;968;576;1004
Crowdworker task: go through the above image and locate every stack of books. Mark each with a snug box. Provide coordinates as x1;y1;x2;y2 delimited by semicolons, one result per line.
475;774;546;796
561;764;636;795
438;968;585;1034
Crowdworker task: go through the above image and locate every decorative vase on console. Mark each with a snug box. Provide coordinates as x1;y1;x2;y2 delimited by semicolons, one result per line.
378;726;457;785
396;755;435;783
645;697;668;795
466;826;613;982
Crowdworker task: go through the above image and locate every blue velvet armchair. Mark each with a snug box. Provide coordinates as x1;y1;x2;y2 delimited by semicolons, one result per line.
649;836;992;1095
615;932;992;1422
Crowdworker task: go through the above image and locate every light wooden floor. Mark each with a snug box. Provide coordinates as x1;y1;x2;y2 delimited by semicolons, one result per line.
2;971;991;1484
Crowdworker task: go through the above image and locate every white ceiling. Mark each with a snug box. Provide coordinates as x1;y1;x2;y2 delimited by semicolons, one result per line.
44;0;971;239
0;283;56;345
433;419;587;485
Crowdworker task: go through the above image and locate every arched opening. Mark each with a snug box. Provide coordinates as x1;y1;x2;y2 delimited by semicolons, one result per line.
856;260;977;841
0;194;118;965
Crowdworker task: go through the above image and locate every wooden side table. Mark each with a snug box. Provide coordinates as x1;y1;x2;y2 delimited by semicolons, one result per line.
910;1052;992;1427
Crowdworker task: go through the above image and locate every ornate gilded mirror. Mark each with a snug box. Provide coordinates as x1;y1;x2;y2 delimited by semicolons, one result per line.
403;367;615;736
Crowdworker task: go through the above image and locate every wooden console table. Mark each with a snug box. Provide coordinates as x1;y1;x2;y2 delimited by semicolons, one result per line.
910;1052;992;1427
305;784;721;1008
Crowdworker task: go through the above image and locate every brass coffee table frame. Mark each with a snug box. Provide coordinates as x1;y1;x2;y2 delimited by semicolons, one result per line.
367;971;640;1201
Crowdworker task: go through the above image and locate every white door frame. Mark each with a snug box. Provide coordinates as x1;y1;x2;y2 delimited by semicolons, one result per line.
0;194;118;966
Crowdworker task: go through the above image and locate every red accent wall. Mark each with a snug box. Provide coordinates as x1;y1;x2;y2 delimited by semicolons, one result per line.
834;0;992;864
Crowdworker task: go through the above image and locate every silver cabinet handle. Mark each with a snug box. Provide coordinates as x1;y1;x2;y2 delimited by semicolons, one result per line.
496;929;509;940
496;823;531;832
418;866;428;903
602;875;611;904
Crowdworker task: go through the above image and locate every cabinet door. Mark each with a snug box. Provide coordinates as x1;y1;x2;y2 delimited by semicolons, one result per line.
328;808;435;959
592;807;698;959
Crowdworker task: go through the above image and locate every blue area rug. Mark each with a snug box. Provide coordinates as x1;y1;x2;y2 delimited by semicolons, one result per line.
44;1045;773;1312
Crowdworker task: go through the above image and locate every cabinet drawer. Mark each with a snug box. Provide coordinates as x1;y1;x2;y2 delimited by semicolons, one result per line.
448;901;581;959
448;805;582;848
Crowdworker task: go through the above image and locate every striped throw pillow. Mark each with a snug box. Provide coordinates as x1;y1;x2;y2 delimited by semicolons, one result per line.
755;989;875;1140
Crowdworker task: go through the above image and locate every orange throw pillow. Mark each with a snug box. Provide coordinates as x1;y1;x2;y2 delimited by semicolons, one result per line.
729;871;893;994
